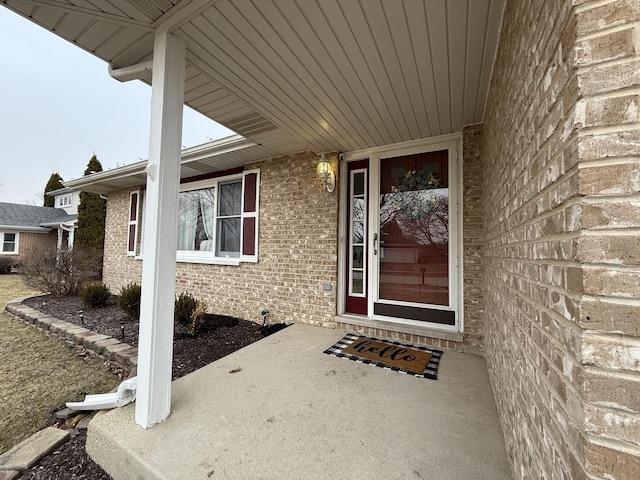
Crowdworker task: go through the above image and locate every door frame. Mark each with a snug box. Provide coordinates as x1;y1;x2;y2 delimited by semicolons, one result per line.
337;133;464;333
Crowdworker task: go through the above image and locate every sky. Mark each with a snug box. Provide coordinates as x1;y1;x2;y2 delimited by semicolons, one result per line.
0;7;232;205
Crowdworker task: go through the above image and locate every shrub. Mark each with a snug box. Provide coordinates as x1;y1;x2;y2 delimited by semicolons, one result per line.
20;247;102;296
118;283;141;321
0;257;15;274
78;281;110;308
175;292;207;336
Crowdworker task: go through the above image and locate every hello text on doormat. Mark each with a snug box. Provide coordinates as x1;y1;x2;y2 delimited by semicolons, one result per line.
324;334;442;379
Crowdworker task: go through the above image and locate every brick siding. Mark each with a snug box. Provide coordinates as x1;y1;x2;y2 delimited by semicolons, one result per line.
12;231;58;265
482;0;640;478
102;151;338;326
462;124;485;356
105;132;487;355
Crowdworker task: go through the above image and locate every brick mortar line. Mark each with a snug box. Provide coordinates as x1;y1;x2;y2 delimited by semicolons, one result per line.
4;299;136;378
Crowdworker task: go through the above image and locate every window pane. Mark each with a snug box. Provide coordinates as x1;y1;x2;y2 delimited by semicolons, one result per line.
218;181;242;217
3;233;16;252
178;189;215;251
196;189;215;248
177;191;199;250
352;246;363;268
217;218;240;255
352;220;364;244
351;270;363;294
379;152;449;306
353;198;364;220
353;172;365;196
130;193;138;221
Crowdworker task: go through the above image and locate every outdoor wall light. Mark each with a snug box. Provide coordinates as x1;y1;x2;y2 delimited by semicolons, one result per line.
317;153;336;193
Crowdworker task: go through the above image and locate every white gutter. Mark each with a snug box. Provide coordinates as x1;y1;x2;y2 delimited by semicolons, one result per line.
0;225;51;232
64;134;256;191
180;135;256;165
64;160;148;190
108;61;153;82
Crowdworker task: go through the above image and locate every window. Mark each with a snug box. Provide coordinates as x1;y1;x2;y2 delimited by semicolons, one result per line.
128;170;259;264
1;232;18;254
56;194;72;208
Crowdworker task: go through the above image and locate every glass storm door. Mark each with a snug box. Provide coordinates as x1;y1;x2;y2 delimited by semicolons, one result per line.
345;160;368;315
374;149;456;325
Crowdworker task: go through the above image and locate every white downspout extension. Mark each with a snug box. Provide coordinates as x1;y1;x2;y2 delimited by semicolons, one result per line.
135;31;185;429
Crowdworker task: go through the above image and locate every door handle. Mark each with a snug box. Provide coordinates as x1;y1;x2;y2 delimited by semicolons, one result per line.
373;232;378;255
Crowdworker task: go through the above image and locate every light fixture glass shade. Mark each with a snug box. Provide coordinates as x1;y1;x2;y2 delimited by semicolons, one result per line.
317;154;331;175
317;153;336;192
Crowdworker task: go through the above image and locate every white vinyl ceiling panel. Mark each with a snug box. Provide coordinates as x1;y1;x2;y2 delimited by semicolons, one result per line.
2;0;505;158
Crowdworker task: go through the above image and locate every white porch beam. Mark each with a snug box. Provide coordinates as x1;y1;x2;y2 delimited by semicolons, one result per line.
135;31;186;429
153;0;222;36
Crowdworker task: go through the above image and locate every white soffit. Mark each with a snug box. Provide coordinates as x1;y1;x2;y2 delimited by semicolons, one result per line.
2;0;505;156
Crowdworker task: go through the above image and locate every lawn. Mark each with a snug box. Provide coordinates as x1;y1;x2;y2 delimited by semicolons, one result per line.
0;274;120;454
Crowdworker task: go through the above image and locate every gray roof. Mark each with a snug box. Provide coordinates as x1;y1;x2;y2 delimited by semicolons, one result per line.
0;202;77;229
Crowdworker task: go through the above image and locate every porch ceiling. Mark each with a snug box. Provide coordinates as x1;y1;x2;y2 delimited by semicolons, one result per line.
2;0;505;158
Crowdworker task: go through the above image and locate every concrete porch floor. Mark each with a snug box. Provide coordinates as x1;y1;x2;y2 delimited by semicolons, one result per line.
87;324;512;480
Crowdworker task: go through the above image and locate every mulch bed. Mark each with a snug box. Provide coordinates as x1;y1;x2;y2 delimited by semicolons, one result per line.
19;294;287;480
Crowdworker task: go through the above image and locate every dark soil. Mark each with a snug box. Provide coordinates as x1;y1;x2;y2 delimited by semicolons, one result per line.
19;294;288;480
20;431;111;480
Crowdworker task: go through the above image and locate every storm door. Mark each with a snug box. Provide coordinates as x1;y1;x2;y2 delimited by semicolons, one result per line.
373;148;457;325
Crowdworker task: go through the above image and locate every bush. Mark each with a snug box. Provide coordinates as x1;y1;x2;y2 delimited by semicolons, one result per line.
0;257;16;274
20;247;102;296
78;281;110;308
175;292;207;336
118;283;141;321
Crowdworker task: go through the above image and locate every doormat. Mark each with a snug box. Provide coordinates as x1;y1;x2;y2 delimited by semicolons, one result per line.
323;333;443;379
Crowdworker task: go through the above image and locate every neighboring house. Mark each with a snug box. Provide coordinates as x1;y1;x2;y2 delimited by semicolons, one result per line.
7;1;640;479
51;187;80;216
0;201;77;264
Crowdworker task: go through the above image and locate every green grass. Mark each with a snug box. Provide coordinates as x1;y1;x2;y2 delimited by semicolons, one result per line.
0;275;120;454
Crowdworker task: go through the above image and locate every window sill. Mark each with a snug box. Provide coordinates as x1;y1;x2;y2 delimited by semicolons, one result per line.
133;254;240;266
178;257;240;266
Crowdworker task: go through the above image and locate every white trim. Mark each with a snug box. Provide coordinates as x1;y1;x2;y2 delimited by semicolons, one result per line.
0;231;19;255
0;225;50;233
127;190;140;257
337;155;348;315
347;168;367;298
342;133;462;162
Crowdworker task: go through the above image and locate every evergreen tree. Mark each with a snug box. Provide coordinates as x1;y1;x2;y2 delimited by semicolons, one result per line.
75;155;106;252
43;172;64;207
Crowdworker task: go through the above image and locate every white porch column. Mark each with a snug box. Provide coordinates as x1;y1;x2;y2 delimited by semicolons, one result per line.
67;227;75;250
56;227;63;250
135;31;186;429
